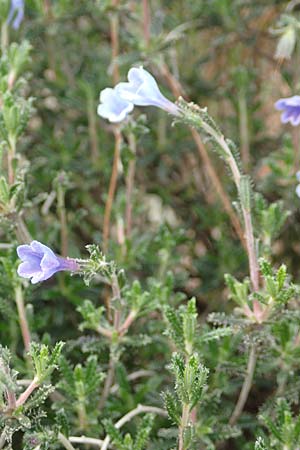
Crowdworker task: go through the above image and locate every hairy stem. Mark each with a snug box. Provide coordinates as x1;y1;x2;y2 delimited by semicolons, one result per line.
87;89;100;165
201;121;260;292
7;137;16;186
178;403;190;450
191;129;246;249
229;344;257;425
159;62;245;248
98;275;121;409
238;89;250;169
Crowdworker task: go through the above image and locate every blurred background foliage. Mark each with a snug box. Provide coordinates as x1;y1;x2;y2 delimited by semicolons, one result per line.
2;0;300;449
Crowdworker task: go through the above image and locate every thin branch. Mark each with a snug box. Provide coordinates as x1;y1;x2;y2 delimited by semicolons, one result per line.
125;133;136;238
201;121;260;292
16;377;39;407
229;344;257;425
69;436;103;447
98;350;115;410
103;128;121;252
100;404;167;450
58;432;77;450
118;310;137;336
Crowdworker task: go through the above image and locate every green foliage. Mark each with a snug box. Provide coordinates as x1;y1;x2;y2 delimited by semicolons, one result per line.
30;342;64;383
1;2;300;450
104;414;154;450
259;399;300;449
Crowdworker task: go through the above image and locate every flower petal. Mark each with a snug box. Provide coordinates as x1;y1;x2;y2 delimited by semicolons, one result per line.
17;244;33;260
30;240;57;258
98;88;134;123
31;271;48;284
17;261;40;278
40;252;60;278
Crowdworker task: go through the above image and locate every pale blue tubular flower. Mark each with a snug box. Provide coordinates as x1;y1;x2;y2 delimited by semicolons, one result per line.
97;87;134;123
275;95;300;126
7;0;24;30
116;67;180;116
17;241;79;284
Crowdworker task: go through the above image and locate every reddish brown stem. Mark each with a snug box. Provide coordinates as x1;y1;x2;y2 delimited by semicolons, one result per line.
118;310;137;336
16;377;39;407
103;129;121;252
125;133;136;238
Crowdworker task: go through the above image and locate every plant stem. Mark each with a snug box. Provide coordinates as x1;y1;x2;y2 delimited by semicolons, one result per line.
191;129;246;249
0;429;7;450
103;128;121;252
229;343;257;425
125;133;136;238
15;285;31;353
159;62;245;249
69;436;103;447
118;310;137;336
100;404;167;450
199;119;261;422
7;138;16;185
1;21;8;53
98;350;115;410
103;0;121;252
58;432;76;450
87;89;100;165
201;122;260;292
178;403;190;450
98;275;121;409
16;377;39;407
238;89;250;169
0;357;16;411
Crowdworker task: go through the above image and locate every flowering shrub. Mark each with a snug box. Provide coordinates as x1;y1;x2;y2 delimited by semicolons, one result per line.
1;1;300;450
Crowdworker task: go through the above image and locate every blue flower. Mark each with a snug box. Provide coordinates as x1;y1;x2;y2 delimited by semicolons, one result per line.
7;0;24;30
275;95;300;126
17;241;79;284
97;88;134;123
116;67;180;115
97;67;179;123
